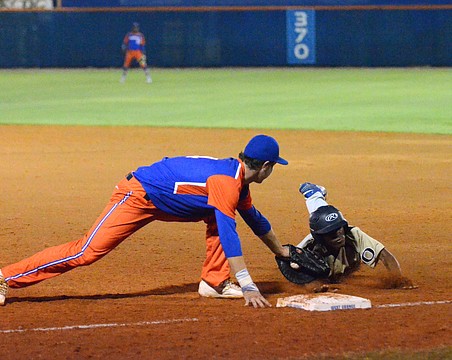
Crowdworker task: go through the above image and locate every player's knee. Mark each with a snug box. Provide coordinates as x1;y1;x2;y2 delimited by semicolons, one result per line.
74;251;103;266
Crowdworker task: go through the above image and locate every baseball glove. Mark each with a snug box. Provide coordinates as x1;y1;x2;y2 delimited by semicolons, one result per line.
275;244;330;285
139;54;147;66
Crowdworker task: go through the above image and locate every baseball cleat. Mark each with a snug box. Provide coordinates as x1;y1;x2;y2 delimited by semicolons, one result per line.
299;182;327;199
198;279;243;299
0;272;8;306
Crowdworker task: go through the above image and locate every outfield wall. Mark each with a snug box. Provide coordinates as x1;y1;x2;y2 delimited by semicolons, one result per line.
0;8;450;68
60;0;452;7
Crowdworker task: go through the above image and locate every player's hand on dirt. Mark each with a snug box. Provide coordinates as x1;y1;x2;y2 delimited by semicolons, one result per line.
381;275;418;290
399;278;418;290
392;277;418;290
243;290;272;308
313;284;339;293
401;284;418;290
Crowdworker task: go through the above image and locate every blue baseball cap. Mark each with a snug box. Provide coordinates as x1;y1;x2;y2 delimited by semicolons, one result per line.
243;134;288;165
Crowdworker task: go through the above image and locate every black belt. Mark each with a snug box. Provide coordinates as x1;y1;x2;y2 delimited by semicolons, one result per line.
126;173;150;201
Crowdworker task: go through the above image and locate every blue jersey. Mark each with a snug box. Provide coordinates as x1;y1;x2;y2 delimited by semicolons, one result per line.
132;156;271;257
123;31;146;51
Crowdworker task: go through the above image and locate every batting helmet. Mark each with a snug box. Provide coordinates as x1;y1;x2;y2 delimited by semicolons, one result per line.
309;205;348;237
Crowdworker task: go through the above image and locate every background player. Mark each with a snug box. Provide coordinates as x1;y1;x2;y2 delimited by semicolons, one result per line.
296;182;417;288
0;135;291;308
120;22;152;83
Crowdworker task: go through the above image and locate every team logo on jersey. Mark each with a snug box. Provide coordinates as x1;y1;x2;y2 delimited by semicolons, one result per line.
361;248;375;263
325;213;338;222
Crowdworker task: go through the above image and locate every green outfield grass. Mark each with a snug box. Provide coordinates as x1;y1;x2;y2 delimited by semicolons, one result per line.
0;68;451;134
320;347;452;360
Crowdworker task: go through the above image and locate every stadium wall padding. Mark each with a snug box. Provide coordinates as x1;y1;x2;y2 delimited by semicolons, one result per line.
61;0;452;7
0;9;450;68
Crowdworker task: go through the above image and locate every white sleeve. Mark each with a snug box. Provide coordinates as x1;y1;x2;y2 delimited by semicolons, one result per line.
296;233;314;248
305;192;328;214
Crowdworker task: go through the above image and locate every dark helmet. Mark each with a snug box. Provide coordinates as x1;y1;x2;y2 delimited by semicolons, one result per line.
309;205;348;237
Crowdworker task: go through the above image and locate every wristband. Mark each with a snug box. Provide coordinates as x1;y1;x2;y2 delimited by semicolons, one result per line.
242;282;259;292
236;269;259;292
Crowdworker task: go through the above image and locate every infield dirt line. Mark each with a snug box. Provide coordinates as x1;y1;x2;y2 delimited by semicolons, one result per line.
1;300;451;334
0;317;199;334
375;300;451;308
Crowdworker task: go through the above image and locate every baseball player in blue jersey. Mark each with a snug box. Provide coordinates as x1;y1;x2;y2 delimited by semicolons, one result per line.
1;135;291;308
120;22;152;83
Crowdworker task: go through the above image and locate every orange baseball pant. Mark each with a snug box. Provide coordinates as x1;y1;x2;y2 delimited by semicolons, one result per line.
2;175;231;289
123;50;145;68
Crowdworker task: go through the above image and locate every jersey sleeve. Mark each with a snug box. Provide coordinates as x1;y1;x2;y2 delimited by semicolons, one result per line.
214;209;242;258
297;234;314;248
206;174;241;218
350;227;385;268
206;174;243;257
238;206;271;236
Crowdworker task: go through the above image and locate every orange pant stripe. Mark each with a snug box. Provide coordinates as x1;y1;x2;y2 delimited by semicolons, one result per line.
4;192;133;284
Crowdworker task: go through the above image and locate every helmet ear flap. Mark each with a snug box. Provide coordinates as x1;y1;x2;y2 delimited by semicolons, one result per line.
311;232;325;244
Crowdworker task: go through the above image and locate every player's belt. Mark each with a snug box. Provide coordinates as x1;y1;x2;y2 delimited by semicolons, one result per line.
126;173;150;201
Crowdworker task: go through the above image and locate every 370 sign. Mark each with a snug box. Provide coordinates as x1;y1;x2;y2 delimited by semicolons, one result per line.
286;10;316;65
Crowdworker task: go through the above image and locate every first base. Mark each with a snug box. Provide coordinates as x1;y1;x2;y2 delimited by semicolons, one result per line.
276;292;372;311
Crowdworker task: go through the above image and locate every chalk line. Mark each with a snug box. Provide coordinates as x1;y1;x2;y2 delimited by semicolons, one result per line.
0;317;198;334
1;300;450;334
375;300;451;308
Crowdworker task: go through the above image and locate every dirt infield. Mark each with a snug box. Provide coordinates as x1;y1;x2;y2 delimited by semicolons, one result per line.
1;126;451;359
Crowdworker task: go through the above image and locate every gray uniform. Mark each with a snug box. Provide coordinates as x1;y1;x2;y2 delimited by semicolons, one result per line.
297;226;385;280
